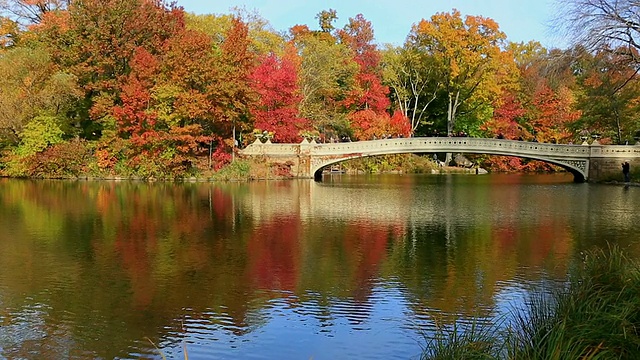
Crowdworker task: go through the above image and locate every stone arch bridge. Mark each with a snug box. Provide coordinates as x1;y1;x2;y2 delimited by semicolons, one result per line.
239;137;640;182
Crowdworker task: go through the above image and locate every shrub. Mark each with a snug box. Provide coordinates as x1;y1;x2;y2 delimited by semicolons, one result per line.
15;115;64;157
421;318;503;360
211;159;252;181
23;139;93;178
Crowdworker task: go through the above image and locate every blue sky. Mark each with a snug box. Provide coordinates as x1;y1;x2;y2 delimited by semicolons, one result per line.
178;0;565;49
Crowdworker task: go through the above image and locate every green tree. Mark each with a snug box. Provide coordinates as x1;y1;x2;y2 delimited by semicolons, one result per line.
15;114;64;156
292;18;358;140
381;45;440;135
0;46;80;145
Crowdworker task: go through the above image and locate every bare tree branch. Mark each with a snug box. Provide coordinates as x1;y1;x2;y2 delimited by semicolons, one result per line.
555;0;640;65
0;0;70;26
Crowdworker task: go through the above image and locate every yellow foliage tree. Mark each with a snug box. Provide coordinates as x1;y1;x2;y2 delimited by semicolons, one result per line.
407;9;518;137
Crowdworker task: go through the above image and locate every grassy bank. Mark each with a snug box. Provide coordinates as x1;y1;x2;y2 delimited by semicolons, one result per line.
422;244;640;359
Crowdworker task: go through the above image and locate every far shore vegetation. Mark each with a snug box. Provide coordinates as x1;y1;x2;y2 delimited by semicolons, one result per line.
3;1;640;182
0;151;519;181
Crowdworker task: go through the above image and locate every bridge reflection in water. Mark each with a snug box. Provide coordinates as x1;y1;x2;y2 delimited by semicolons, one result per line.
240;175;604;234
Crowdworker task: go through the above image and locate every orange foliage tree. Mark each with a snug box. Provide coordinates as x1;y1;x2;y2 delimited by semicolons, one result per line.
575;48;640;144
408;9;515;137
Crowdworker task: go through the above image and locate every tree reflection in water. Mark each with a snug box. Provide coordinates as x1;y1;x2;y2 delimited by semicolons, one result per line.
0;175;638;359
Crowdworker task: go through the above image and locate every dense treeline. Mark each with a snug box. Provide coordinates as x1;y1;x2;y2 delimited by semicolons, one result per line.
1;0;640;178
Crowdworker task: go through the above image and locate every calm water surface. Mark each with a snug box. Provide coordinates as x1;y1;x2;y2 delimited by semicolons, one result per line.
1;174;640;359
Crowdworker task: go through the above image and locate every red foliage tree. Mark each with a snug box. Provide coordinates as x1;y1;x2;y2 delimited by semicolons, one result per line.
481;94;527;140
529;84;579;143
110;46;212;175
337;14;379;73
155;20;255;167
339;14;390;112
249;53;309;143
112;48;158;138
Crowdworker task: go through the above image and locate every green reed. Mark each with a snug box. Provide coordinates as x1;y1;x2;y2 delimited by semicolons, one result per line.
422;244;640;360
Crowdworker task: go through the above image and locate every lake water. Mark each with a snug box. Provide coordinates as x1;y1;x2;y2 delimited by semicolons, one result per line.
1;174;639;359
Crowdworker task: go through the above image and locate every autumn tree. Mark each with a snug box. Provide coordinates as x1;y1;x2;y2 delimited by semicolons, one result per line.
511;44;582;143
338;14;389;111
0;0;69;25
350;109;410;140
574;48;640;143
316;8;337;33
0;15;18;46
186;8;285;56
337;14;376;68
407;10;516;137
108;39;214;175
509;41;549;96
249;51;309;143
36;0;185;131
478;41;583;172
492;41;551;142
112;17;257;174
528;84;580;143
26;1;258;175
291;15;358;141
159;28;223;128
0;46;81;145
381;45;440;135
481;94;526;139
213;17;256;152
335;14;404;140
154;17;256;169
112;48;159;139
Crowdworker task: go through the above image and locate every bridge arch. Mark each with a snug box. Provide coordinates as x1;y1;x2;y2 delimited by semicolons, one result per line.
307;138;590;182
313;151;587;182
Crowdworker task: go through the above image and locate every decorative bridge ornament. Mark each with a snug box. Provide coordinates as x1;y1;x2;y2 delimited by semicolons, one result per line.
239;137;640;182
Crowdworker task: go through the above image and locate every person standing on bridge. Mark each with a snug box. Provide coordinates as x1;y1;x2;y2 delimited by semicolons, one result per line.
622;161;630;183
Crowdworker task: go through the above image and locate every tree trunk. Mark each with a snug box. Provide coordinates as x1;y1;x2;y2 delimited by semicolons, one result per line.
445;91;460;165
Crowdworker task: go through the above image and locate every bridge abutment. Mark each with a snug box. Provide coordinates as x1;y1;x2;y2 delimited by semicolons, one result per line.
585;145;640;182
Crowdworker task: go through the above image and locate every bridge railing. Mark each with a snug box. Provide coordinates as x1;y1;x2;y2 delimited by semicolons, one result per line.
309;138;593;157
591;144;640;158
241;137;598;159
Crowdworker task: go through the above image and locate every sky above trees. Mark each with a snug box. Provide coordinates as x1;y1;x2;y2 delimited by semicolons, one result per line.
179;0;565;48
